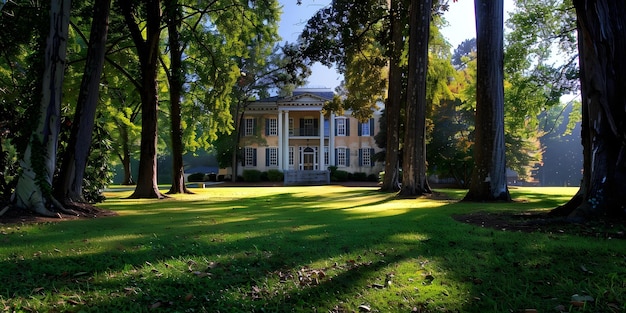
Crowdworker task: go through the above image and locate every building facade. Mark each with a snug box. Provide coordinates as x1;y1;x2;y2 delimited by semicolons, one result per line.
236;88;383;182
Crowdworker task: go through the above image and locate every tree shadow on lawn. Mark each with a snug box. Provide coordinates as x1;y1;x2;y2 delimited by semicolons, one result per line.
1;188;624;312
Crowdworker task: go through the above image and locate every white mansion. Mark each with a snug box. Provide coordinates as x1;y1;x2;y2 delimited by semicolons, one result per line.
234;88;384;183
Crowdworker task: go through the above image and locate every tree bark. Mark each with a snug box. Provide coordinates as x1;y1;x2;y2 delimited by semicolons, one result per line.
463;0;510;202
553;0;626;220
121;0;166;199
13;0;71;217
380;0;402;193
400;0;432;197
165;0;191;195
55;0;111;203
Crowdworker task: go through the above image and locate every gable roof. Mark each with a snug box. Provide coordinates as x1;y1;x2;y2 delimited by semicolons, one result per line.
250;88;334;110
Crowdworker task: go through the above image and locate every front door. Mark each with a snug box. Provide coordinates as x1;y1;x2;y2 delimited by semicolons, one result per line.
300;146;317;170
303;152;314;170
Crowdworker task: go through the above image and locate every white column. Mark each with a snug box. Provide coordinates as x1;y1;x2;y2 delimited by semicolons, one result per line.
319;111;325;170
277;110;283;171
283;110;290;170
329;112;336;166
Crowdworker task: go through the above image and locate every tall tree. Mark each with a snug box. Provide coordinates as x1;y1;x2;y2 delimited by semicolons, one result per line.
162;0;189;194
119;0;166;199
379;0;404;192
463;0;511;201
399;0;433;196
54;0;111;204
11;0;72;216
552;0;626;220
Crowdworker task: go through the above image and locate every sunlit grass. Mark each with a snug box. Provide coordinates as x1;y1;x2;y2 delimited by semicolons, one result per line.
1;186;624;312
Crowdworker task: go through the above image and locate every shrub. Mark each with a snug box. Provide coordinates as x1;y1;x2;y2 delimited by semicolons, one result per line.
188;172;205;182
260;171;269;181
267;169;284;182
242;169;262;182
367;174;378;182
332;170;349;182
353;172;368;181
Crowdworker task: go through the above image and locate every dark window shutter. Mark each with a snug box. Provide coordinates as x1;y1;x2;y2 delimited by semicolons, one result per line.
370;118;375;136
370;148;375;167
252;118;257;136
358;122;362;136
253;148;257;166
265;119;269;136
334;119;338;136
345;119;350;136
334;149;338;166
265;148;270;166
358;149;363;166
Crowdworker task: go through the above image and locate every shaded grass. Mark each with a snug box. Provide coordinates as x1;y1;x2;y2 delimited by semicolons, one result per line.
0;186;624;312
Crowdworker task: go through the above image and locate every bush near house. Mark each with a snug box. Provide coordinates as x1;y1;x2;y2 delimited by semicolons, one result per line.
352;172;368;181
332;170;350;182
267;169;284;182
243;169;262;182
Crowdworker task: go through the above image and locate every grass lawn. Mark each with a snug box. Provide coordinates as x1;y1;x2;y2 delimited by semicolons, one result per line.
0;186;624;312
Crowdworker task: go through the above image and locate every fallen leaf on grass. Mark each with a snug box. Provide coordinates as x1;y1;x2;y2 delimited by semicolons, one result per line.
358;304;371;312
192;271;211;278
580;265;593;274
31;287;44;294
571;294;594;303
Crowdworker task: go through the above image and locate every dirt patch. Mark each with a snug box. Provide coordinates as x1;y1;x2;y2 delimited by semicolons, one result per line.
0;202;118;225
453;211;626;240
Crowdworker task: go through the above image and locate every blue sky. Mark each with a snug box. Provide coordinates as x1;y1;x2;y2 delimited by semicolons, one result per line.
277;0;514;90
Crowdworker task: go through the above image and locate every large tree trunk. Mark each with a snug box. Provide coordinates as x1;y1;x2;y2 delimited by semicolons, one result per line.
380;0;402;193
12;0;71;217
165;0;191;195
463;0;510;202
122;0;166;199
553;1;626;220
400;0;432;197
55;0;111;204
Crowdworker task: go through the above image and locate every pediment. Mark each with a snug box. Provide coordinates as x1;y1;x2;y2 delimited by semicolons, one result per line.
278;93;330;105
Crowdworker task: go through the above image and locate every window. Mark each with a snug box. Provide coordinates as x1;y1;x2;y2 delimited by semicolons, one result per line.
266;147;278;166
359;118;374;136
289;118;294;136
324;119;330;137
324;146;329;167
360;121;370;137
266;118;277;136
244;147;257;166
289;146;294;167
360;148;372;167
299;118;318;136
244;118;256;136
336;119;346;136
336;148;349;167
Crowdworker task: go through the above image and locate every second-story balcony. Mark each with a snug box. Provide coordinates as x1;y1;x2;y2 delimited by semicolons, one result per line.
290;127;330;137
